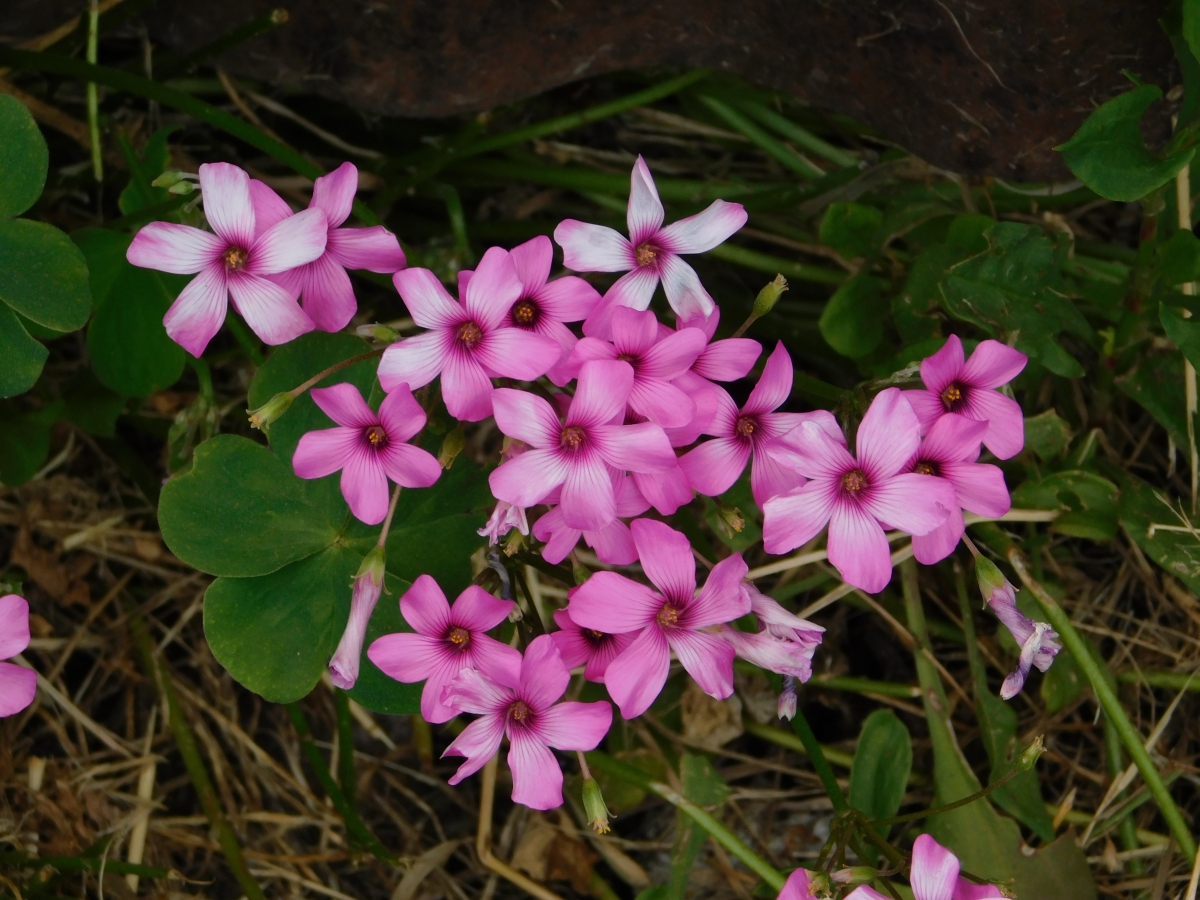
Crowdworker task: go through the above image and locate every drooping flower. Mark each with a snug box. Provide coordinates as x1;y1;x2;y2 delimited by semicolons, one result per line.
843;834;1006;900
478;501;529;545
905;414;1011;565
551;606;635;683
127;162;326;356
328;547;386;690
906;335;1028;460
0;595;37;717
533;474;650;565
679;342;842;507
763;388;955;593
377;247;561;421
568;519;750;719
506;235;602;385
249;162;407;332
567;306;707;428
976;558;1060;700
488;360;676;531
718;584;824;681
441;634;613;809
554;156;747;330
368;575;522;723
293;383;441;525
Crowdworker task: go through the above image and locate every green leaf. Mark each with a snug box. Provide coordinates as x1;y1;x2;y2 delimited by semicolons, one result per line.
818;202;883;258
945;213;998;254
1056;85;1195;202
1161;300;1200;374
894;244;964;343
1119;471;1200;594
667;754;729;900
1041;645;1085;713
1023;410;1073;461
848;709;911;823
939;222;1092;378
0;303;48;398
61;368;126;438
1116;349;1188;447
974;686;1056;841
1183;0;1200;80
819;273;887;358
1011;470;1119;540
72;228;131;305
0;94;48;218
158;434;346;577
0;218;92;331
118;126;179;215
346;574;422;714
0;401;60;486
1160;229;1200;285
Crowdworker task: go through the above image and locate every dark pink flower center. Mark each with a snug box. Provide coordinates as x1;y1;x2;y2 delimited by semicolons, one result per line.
735;415;757;442
560;425;587;453
457;321;484;347
656;604;681;628
511;299;539;329
841;469;868;493
507;700;533;726
635;242;659;268
364;425;388;449
445;625;471;651
914;460;938;477
940;382;967;412
223;247;249;271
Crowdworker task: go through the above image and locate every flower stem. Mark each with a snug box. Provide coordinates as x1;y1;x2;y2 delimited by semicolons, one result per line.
86;0;102;183
289;348;386;401
333;689;357;806
377;483;402;548
870;765;1025;828
790;707;849;815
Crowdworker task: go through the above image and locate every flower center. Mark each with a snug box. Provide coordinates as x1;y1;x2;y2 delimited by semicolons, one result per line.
509;700;532;723
223;247;249;271
457;321;483;347
511;299;537;327
941;382;965;410
735;416;756;440
635;242;658;267
589;630;605;640
447;626;471;649
914;461;937;476
656;605;680;628
365;425;387;447
842;469;868;493
560;425;586;452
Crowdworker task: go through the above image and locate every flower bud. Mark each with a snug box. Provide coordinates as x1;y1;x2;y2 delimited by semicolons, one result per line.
777;675;798;720
502;528;526;557
168;180;195;195
328;547;386;690
356;322;400;344
247;391;294;432
831;866;877;885
714;501;745;538
439;426;465;469
752;274;788;319
1017;735;1045;772
974;557;1014;609
152;170;188;188
582;777;612;834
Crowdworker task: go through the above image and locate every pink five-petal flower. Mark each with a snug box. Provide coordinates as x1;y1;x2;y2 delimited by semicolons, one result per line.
719;584;825;680
506;235;602;385
568;306;707;428
377;247;562;421
763;388;956;593
906;334;1028;460
250;163;406;333
367;575;522;723
905;414;1011;565
679;341;842;507
293;383;441;525
441;634;613;809
844;835;1005;900
555;155;747;330
551;606;635;683
568;518;750;719
979;566;1061;700
0;595;37;717
489;360;676;531
127;162;325;356
533;474;650;565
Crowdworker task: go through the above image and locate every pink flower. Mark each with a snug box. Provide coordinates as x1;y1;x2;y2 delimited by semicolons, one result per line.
551;607;635;683
127;162;326;356
906;335;1027;460
718;585;824;681
441;634;613;809
506;235;601;385
293;383;441;525
763;389;955;593
568;519;750;719
844;834;1006;900
568;307;707;428
679;342;841;507
377;247;561;421
905;414;1011;565
478;501;529;545
676;306;762;385
367;575;522;723
0;595;36;717
328;548;385;690
977;560;1060;700
778;868;819;900
533;474;650;565
249;162;406;332
488;360;676;531
554;156;747;330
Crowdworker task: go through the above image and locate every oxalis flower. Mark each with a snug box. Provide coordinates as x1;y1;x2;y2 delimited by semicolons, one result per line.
441;634;613;810
840;834;1006;900
250;162;407;332
718;584;824;681
906;335;1028;460
378;247;561;421
904;414;1011;565
368;575;522;723
568;518;750;719
488;360;676;531
533;474;650;565
763;388;956;593
680;342;843;508
551;605;635;683
293;383;441;525
672;305;762;391
555;156;747;332
328;547;385;690
0;595;37;717
127;162;327;356
977;558;1060;700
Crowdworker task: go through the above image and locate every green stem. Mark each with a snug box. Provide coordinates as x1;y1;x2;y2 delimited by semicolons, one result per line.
871;766;1024;828
698;95;826;179
333;689;357;807
157;8;289;79
586;751;785;890
735;100;860;169
741;718;857;771
790;708;849;814
128;605;266;900
187;356;214;403
1104;713;1146;875
86;0;102;183
289;348;385;398
707;242;846;285
0;851;169;878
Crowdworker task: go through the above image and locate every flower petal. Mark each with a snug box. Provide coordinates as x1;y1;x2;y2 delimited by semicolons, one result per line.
441;351;495;422
312;383;375;429
631;518;698;602
341;447;390;524
536;700;613;750
378;386;427;442
686;552;750;627
659;254;715;320
534;275;600;322
163;266;228;357
554;220;633;272
862;472;954;536
127;222;224;274
454;585;516;633
743;341;793;415
518;634;571;711
377;330;451;392
227;273;315;346
366;632;447;683
920;334;964;395
751;441;807;507
657;199;748;254
628;379;697;428
951;879;1006;900
628;156;666;245
857;387;921;478
920;413;987;463
962;339;1028;389
592;422;676;472
298;253;357;332
828;503;893;593
670;629;736;699
248;206;328;275
327;226;407;272
490;449;569;508
393;267;463;329
381;443;442;488
444;710;506;783
912;506;966;565
470;635;524;687
964;388;1025;460
762;480;839;555
0;595;30;658
475;328;561;382
464;246;524;331
293;427;359;479
778;869;815;900
560;454;616;530
198;162;255;246
639;326;708;381
569;571;662;633
0;662;37;717
492;389;562;448
510;234;553;294
775;420;855;480
443;664;514;716
249;179;293;236
311;161;357;228
398;575;453;635
567;360;635;428
940;461;1010;517
911;834;961;900
605;626;671;719
508;730;564;809
586;518;640;565
693;337;762;382
534;508;583;564
906;388;948;434
678;438;749;498
843;889;889;900
421;656;473;723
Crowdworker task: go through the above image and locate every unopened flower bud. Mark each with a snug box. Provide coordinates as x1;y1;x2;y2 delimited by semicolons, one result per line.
582;777;612;834
777;675;798;720
502;528;526;557
329;547;386;690
805;872;832;897
152;170;188;188
168;180;195;195
975;557;1014;609
439;426;465;469
356;322;400;344
1017;735;1045;772
752;274;788;318
247;391;294;431
714;501;745;538
831;867;877;885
